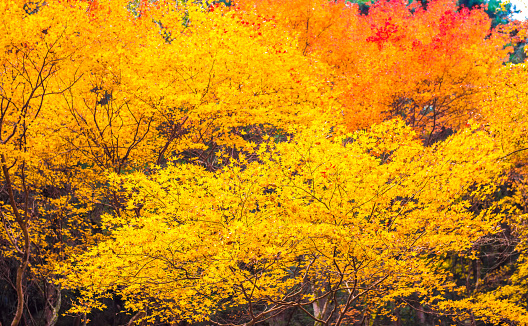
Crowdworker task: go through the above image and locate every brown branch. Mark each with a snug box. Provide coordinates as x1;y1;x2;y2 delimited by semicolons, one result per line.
1;154;30;326
499;147;528;160
126;311;146;326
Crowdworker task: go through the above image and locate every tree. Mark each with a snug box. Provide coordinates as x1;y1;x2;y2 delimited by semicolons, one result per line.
448;54;528;326
64;119;516;325
239;0;511;137
0;0;336;324
0;2;95;324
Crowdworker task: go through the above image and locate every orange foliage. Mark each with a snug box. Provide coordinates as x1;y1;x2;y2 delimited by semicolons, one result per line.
240;0;511;136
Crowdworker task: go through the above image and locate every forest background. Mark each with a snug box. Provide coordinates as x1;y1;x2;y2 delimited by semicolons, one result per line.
2;0;528;325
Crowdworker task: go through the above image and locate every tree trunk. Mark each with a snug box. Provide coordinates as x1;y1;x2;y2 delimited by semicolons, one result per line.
313;293;330;326
416;304;426;325
391;307;401;326
268;309;291;326
2;155;30;326
45;283;61;326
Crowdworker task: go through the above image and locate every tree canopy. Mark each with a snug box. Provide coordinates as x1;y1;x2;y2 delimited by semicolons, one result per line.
1;0;528;325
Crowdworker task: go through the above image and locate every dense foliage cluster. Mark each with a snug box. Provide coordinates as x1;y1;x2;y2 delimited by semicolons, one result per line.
1;0;528;325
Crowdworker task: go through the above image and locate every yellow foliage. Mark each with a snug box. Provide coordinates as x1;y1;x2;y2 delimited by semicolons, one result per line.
64;120;511;323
